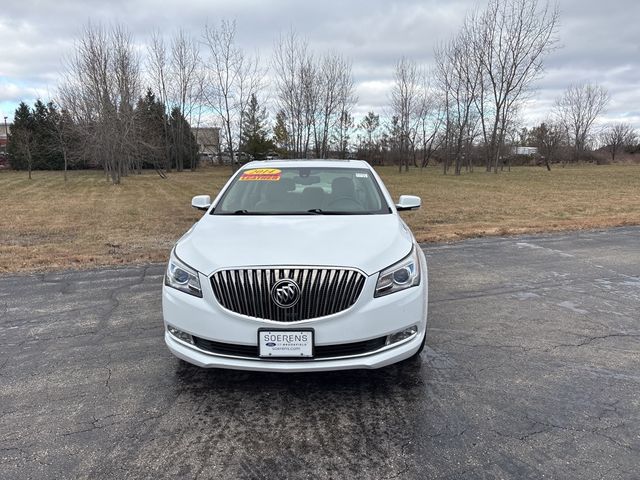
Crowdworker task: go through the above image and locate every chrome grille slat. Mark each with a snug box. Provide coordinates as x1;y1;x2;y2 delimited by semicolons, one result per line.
303;269;315;320
335;270;347;311
346;272;364;310
252;269;262;319
210;267;366;322
343;271;356;310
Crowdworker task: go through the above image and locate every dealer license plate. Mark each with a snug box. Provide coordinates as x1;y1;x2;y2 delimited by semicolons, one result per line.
258;330;314;358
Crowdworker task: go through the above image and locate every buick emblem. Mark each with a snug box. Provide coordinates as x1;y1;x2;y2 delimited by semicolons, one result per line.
271;279;301;308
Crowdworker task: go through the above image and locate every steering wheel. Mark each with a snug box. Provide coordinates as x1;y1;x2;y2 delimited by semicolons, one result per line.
326;197;363;210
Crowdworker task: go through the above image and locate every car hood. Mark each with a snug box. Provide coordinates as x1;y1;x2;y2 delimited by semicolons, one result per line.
175;214;414;276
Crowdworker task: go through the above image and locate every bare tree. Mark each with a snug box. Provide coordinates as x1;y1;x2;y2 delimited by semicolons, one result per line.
272;30;315;158
435;30;481;175
534;121;564;170
314;53;341;158
391;57;420;172
236;55;263;157
147;31;172;171
313;52;356;158
59;23;142;184
335;61;357;158
301;55;320;157
169;29;201;171
416;83;444;169
556;83;610;161
112;25;142;176
471;0;559;172
203;20;262;170
60;24;112;179
601;123;637;162
11;128;35;179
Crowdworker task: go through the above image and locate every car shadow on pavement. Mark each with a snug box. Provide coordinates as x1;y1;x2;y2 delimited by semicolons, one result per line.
172;355;428;398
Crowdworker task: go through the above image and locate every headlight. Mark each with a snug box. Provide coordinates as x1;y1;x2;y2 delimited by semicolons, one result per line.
165;250;202;297
374;245;421;297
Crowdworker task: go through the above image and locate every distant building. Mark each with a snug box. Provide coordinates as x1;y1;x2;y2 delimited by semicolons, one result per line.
0;123;11;168
194;127;221;163
0;122;10;148
512;146;538;156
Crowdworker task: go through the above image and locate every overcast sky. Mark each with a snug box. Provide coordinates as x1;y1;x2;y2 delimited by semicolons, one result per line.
1;0;639;128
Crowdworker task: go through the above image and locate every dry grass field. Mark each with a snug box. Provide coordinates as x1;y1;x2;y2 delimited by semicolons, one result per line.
1;164;639;273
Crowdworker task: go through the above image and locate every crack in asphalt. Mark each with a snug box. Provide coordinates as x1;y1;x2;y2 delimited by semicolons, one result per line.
491;425;549;442
60;414;122;437
547;333;640;351
489;414;639;456
527;418;640;453
434;329;639;356
104;366;112;392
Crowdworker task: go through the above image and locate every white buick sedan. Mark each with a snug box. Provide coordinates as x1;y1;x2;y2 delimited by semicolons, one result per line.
162;160;428;372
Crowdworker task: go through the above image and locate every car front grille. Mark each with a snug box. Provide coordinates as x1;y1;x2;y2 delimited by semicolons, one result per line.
210;267;366;322
192;335;387;359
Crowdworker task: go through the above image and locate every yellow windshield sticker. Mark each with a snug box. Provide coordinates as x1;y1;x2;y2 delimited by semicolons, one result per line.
239;168;282;181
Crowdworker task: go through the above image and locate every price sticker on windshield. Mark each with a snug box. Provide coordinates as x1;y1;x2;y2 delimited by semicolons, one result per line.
240;168;282;181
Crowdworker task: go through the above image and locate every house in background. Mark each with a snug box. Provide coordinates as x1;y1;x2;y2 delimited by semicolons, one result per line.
0;123;11;169
194;127;221;165
512;146;538;156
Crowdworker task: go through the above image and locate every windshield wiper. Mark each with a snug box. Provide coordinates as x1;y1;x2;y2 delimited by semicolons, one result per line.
221;209;360;215
306;209;355;215
224;210;275;215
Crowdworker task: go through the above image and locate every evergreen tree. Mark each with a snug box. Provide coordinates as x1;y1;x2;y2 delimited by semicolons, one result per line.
359;112;379;146
333;110;354;158
273;109;289;157
240;94;274;159
359;111;380;161
9;101;66;174
8;102;35;176
34;100;65;169
169;107;198;170
136;89;168;172
31;100;49;170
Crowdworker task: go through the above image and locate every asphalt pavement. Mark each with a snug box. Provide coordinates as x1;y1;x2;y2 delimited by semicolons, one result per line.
0;227;639;479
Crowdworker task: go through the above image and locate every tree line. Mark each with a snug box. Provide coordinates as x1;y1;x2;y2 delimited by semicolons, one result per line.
8;92;198;181
6;0;639;182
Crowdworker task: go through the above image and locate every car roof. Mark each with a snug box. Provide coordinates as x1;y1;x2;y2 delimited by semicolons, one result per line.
241;159;371;170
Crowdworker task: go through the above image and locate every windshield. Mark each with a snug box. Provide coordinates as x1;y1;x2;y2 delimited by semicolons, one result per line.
212;167;391;215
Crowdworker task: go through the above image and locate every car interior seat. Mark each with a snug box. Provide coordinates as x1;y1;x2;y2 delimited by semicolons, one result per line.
301;186;326;211
331;177;356;199
255;180;293;211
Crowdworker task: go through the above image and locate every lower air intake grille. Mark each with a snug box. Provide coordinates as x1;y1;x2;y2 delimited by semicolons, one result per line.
192;336;387;359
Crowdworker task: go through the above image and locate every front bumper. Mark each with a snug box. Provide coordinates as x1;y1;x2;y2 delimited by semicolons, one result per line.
162;256;428;372
165;328;425;372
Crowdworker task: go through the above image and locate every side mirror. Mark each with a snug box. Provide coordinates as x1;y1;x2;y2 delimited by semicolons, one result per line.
191;195;211;211
396;195;421;211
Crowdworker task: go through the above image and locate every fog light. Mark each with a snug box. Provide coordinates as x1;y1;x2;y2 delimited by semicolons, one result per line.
167;325;194;345
386;326;418;345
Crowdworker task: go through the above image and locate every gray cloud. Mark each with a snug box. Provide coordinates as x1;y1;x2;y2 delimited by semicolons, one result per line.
1;0;639;128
